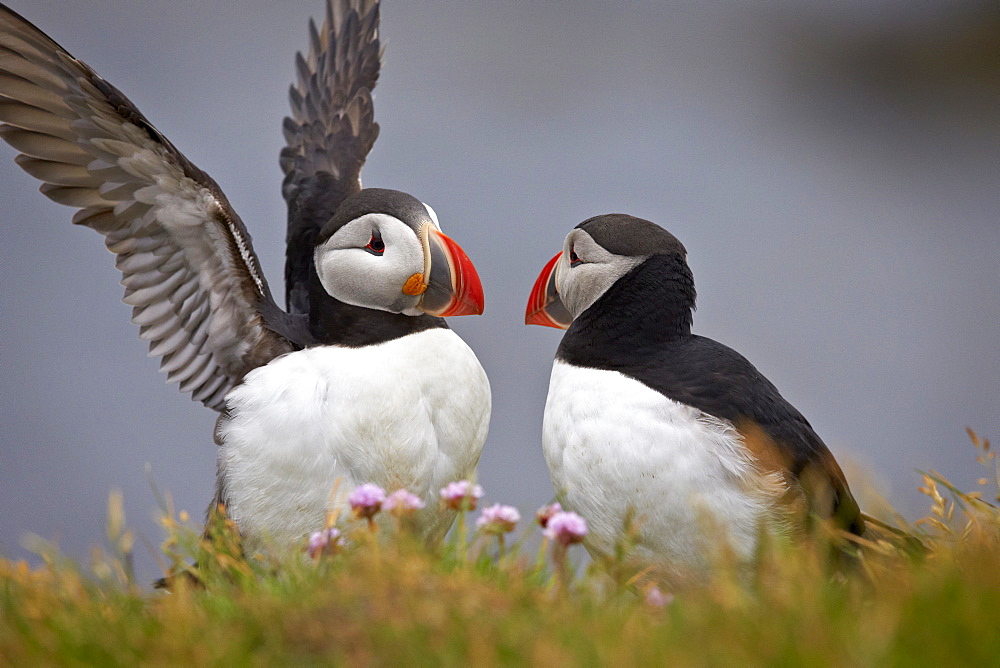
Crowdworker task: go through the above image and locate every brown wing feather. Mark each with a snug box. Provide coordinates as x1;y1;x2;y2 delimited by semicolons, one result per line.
0;4;294;411
735;417;864;533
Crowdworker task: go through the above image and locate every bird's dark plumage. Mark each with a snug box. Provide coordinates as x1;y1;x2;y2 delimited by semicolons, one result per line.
529;214;868;579
0;2;298;409
0;0;491;565
576;213;688;258
281;0;382;316
556;246;863;532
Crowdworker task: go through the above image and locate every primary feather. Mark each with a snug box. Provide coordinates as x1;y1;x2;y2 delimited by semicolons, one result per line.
0;3;293;410
281;0;382;315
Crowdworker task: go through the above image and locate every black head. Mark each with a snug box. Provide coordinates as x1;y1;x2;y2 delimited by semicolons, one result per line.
527;213;695;337
316;188;437;245
576;213;687;259
308;187;484;345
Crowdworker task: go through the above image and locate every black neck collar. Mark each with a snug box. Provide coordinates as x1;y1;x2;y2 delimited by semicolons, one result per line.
557;254;695;361
307;271;446;347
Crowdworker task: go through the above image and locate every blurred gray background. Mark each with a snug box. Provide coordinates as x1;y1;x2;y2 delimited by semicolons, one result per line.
1;1;997;581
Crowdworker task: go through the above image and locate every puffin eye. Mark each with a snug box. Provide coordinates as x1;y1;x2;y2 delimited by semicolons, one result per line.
365;230;385;255
569;246;582;267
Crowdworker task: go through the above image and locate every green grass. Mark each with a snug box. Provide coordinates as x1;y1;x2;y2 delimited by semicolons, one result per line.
2;432;999;666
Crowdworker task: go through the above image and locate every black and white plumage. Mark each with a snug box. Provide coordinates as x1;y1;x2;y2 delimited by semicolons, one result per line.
526;214;864;577
0;0;490;555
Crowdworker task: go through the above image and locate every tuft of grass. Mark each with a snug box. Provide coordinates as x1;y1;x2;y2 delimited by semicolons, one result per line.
2;431;999;665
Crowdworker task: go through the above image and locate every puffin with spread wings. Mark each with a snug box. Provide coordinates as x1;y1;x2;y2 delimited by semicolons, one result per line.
0;0;490;555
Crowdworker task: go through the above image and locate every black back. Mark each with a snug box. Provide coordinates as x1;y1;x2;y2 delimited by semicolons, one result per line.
557;235;862;532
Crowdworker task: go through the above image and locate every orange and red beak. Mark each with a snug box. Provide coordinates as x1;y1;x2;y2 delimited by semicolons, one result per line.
525;252;572;329
416;225;485;317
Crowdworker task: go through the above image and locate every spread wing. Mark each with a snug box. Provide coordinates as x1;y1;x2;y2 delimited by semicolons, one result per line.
281;0;382;314
0;4;295;411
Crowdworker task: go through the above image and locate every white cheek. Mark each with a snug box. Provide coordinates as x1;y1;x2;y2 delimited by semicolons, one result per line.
557;257;645;319
558;265;599;319
553;258;575;311
555;258;597;318
315;234;424;313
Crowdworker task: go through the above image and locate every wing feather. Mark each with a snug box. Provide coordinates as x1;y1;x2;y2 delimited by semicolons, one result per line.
0;5;295;411
281;0;381;314
16;156;95;185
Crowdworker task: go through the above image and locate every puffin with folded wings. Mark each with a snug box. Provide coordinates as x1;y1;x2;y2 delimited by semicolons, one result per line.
0;0;490;555
526;214;870;580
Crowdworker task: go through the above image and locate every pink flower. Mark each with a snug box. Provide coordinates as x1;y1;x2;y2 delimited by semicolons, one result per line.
476;503;521;534
383;489;426;516
645;586;674;608
543;511;588;545
440;480;485;511
535;502;563;528
348;483;387;520
307;527;342;559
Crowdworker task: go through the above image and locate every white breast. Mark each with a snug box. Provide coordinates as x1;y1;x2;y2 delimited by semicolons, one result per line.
218;328;490;556
542;360;786;577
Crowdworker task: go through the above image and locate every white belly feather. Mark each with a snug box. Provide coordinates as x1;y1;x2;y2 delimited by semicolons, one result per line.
542;360;786;576
218;328;490;555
